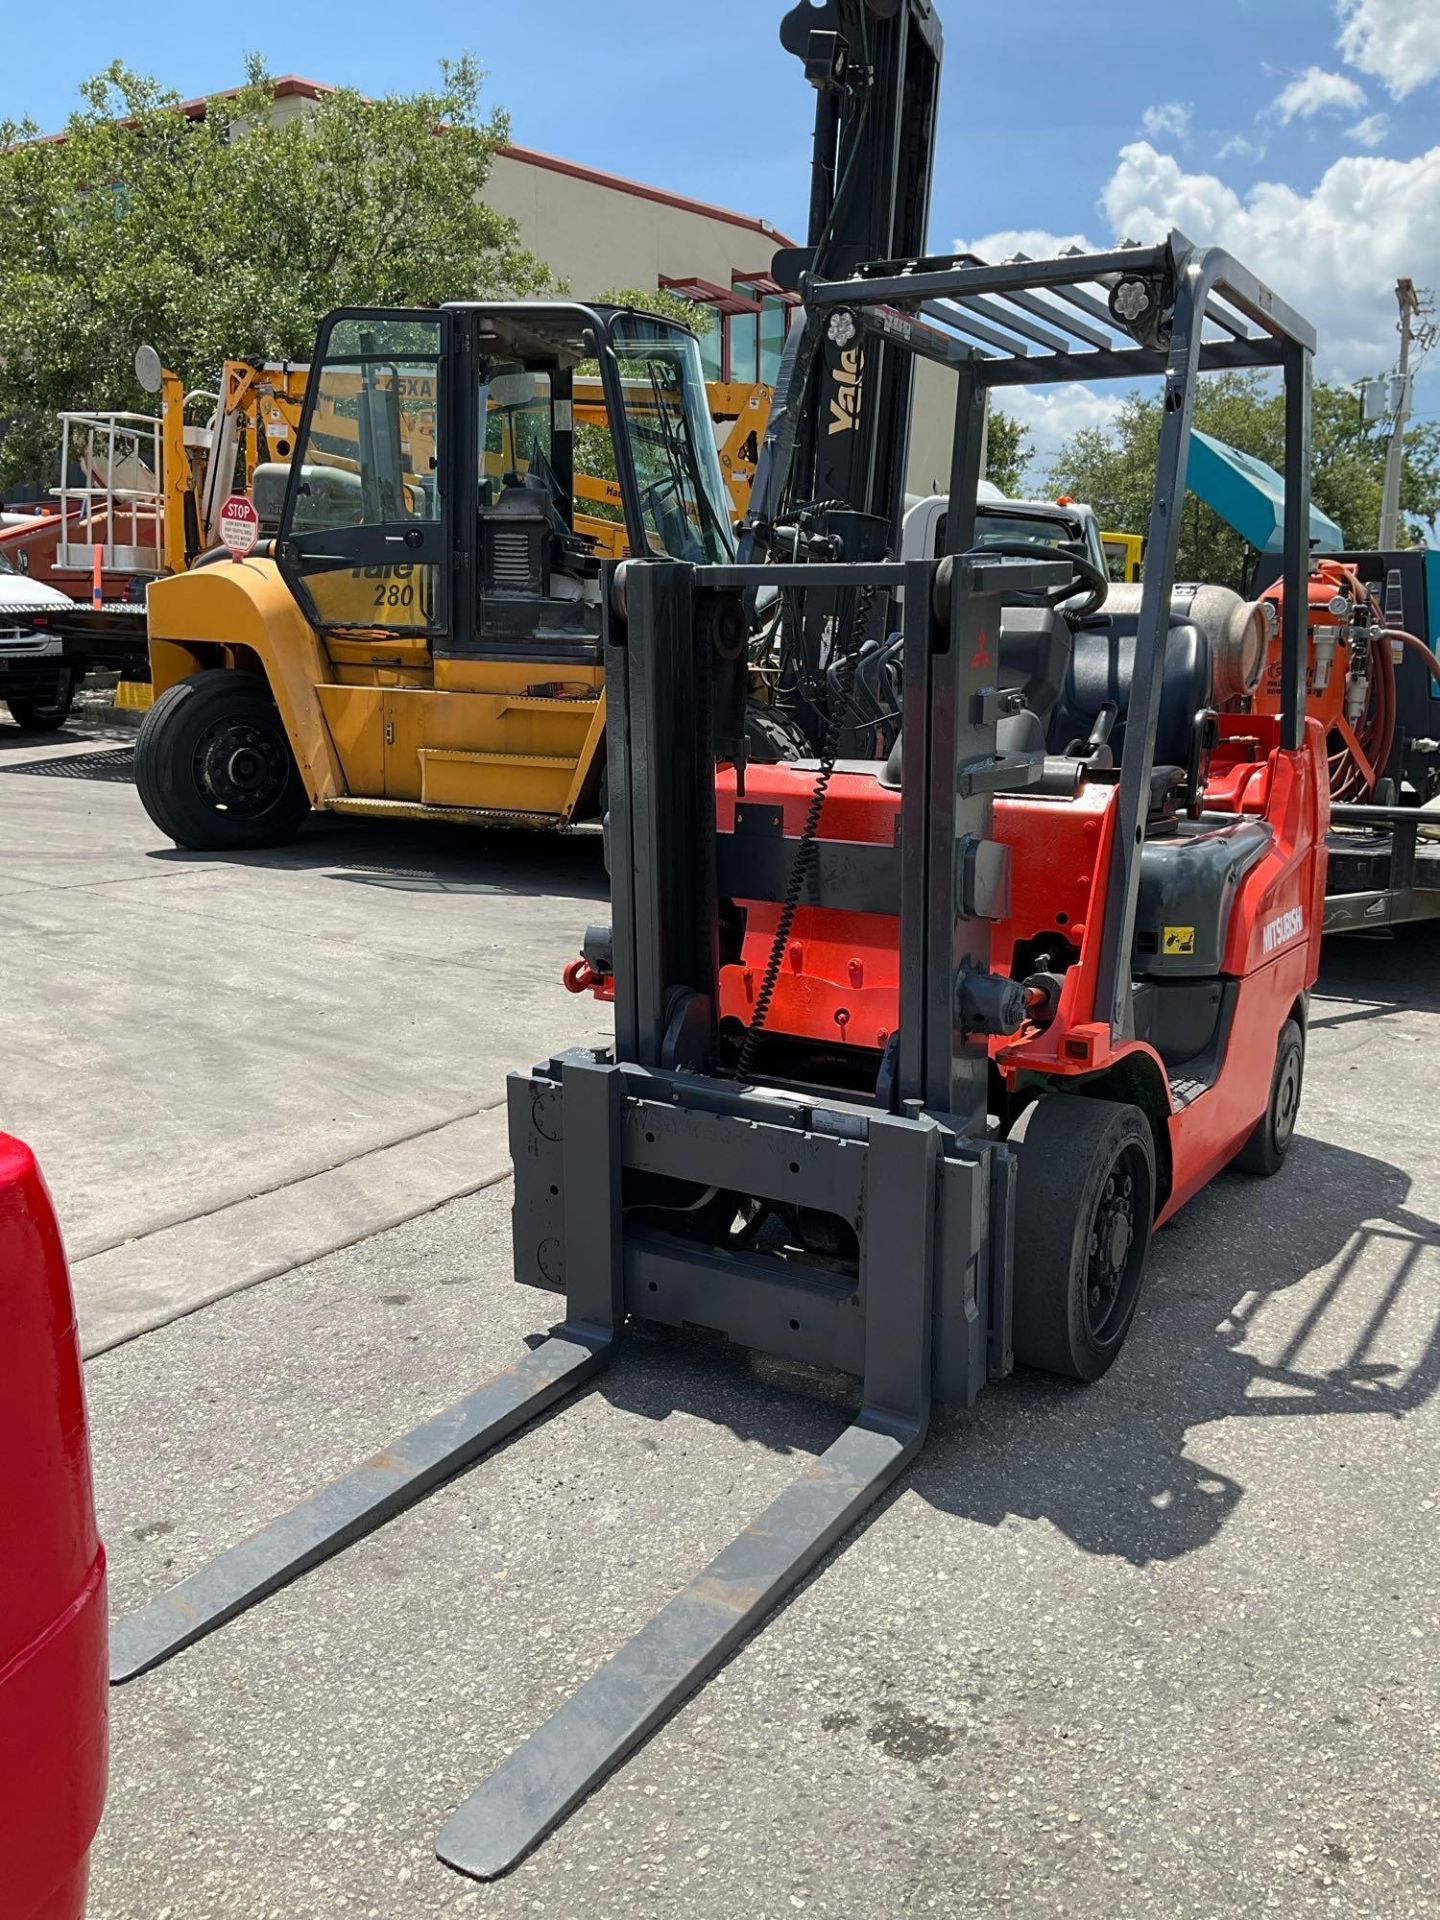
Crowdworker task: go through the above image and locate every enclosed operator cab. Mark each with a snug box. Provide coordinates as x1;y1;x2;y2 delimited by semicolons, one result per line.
137;302;734;849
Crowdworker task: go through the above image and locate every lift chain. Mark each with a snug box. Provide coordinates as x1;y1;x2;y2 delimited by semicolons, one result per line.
734;583;876;1080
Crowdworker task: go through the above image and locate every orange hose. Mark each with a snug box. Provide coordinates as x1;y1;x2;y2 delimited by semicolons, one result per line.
1393;628;1440;685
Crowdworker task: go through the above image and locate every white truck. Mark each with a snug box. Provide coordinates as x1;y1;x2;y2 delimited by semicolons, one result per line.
901;485;1110;578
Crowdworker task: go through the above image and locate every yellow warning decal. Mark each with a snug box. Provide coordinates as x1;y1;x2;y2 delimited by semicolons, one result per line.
1162;926;1196;956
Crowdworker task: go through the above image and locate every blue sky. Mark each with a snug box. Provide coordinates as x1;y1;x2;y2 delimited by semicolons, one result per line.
6;0;1439;475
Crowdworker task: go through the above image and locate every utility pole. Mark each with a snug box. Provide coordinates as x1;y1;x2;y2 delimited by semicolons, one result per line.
1378;278;1422;549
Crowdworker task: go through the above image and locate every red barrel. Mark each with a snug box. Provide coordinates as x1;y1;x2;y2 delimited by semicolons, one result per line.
0;1134;107;1919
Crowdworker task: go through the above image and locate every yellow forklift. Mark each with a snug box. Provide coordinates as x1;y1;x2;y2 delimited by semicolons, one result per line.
132;314;757;847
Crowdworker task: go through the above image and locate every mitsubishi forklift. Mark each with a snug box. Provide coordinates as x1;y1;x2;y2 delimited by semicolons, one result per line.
109;0;1329;1883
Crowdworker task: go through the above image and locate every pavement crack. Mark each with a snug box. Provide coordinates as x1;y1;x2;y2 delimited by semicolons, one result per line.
69;1096;508;1265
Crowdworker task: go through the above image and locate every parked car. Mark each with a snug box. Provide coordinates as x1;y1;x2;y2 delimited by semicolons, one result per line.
0;1133;108;1918
0;548;79;731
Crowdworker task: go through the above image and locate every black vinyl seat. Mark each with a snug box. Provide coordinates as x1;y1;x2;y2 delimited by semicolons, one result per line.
1047;611;1213;768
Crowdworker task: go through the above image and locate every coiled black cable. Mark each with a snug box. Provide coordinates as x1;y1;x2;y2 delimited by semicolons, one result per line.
734;585;876;1082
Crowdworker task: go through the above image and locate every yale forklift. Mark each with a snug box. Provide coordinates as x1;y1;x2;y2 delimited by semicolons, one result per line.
110;0;1329;1883
132;303;736;846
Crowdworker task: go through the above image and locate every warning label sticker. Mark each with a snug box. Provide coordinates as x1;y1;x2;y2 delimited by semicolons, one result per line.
1162;926;1196;956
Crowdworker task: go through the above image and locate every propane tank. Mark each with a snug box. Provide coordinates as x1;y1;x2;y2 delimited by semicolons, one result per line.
1100;582;1273;705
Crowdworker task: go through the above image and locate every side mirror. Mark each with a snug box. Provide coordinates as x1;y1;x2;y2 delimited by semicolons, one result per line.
134;344;164;395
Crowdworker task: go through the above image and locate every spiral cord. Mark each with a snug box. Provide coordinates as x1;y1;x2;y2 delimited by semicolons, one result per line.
734;585;876;1081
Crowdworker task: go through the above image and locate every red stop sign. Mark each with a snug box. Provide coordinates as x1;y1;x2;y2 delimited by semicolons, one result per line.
217;494;260;558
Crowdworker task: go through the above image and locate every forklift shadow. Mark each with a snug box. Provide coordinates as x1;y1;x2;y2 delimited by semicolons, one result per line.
1310;921;1440;1026
913;1129;1439;1568
560;1129;1437;1573
144;815;609;902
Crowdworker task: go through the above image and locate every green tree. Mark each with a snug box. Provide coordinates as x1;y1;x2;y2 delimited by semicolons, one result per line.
1048;372;1440;587
983;408;1034;495
0;58;550;489
574;286;718;526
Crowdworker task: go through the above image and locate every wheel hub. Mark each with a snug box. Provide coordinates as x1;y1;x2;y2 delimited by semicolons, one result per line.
1086;1169;1136;1334
195;721;285;814
1274;1047;1301;1146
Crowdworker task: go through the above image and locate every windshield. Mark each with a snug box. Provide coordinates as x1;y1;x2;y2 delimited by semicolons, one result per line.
608;315;734;564
0;549;16;577
974;505;1107;581
974;509;1082;550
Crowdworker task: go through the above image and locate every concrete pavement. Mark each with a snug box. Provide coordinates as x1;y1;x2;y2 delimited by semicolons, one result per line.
0;715;607;1349
85;933;1440;1918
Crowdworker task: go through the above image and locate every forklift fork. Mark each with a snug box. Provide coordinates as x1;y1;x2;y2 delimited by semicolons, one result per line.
438;1101;939;1879
110;1059;941;1882
109;1063;627;1684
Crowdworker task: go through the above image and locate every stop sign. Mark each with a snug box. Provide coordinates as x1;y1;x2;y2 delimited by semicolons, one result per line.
216;494;261;559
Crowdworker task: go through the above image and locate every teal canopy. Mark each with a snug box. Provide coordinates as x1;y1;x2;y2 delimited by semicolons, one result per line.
1188;429;1344;553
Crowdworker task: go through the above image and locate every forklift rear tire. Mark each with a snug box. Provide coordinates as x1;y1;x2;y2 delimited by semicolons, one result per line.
1009;1094;1156;1382
6;670;77;732
1231;1017;1304;1177
135;668;310;851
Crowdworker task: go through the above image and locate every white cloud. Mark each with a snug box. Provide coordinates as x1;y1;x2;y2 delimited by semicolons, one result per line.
1101;139;1440;379
1337;0;1440;99
995;385;1129;470
953;230;1125;463
1272;66;1367;121
1217;133;1266;163
1347;111;1390;146
958;226;1097;263
1141;101;1192;142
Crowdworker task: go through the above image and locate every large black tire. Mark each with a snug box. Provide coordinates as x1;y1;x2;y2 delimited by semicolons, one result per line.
6;669;77;732
1232;1017;1304;1176
134;668;310;851
1009;1094;1157;1382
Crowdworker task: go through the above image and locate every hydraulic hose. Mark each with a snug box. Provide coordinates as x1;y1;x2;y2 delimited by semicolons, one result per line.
1330;628;1440;802
1330;629;1396;804
1394;627;1440;686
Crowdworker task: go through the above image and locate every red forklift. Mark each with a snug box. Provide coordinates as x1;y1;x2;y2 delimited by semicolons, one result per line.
108;0;1329;1885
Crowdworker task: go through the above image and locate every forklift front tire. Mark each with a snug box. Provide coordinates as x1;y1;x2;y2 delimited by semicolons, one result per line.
1009;1094;1156;1382
1231;1017;1304;1177
135;668;310;851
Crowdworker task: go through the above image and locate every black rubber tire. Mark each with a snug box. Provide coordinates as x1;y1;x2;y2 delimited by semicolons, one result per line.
1009;1094;1157;1382
134;668;310;851
1232;1017;1304;1176
6;670;77;732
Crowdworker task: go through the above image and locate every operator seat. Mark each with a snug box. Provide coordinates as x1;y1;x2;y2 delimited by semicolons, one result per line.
1047;606;1213;769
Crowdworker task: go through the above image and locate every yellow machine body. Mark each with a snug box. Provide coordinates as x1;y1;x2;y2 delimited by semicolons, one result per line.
147;558;608;825
142;309;754;833
1102;530;1144;582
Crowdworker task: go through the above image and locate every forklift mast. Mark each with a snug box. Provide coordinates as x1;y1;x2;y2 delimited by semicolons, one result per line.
758;0;942;553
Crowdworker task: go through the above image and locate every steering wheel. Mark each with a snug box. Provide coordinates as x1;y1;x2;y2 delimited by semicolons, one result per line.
964;538;1110;620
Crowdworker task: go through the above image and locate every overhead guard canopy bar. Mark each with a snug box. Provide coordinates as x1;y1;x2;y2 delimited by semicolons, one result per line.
800;234;1316;387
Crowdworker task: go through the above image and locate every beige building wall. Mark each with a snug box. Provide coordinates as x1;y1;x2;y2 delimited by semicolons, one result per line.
485;149;783;298
907;360;958;498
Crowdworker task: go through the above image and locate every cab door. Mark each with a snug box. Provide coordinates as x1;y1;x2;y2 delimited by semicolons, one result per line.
277;310;452;639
